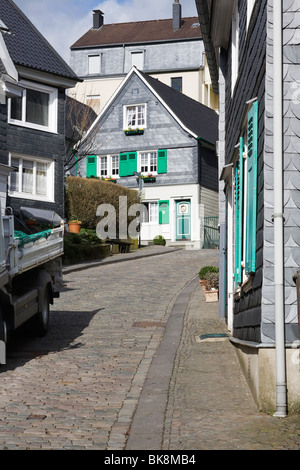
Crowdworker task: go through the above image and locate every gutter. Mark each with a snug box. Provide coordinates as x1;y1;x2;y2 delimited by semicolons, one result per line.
273;0;287;418
195;0;219;94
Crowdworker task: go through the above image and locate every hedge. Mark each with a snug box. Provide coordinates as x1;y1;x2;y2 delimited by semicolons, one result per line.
65;176;139;232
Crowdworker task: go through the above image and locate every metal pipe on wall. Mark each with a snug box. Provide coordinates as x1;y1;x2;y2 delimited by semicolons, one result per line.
273;0;287;418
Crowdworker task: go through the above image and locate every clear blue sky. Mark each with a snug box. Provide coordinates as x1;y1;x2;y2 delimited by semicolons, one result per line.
14;0;198;64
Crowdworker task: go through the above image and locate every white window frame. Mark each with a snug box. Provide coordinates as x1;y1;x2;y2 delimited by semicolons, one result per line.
88;54;101;75
138;151;157;175
123;103;147;130
8;80;58;133
231;1;239;94
142;201;158;224
8;153;55;202
99;154;119;178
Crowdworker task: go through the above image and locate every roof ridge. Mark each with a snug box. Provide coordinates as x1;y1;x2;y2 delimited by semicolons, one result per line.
101;16;199;27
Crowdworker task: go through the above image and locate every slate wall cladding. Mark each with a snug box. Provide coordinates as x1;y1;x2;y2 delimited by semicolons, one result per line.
0;104;7;163
6;88;66;218
221;0;266;342
262;0;300;343
70;40;203;78
82;73;199;187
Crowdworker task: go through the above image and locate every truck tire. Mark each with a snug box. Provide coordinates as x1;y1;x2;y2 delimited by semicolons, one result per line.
0;310;7;345
32;288;50;337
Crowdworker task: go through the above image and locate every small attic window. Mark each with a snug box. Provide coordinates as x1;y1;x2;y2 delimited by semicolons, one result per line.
0;19;9;32
192;22;200;28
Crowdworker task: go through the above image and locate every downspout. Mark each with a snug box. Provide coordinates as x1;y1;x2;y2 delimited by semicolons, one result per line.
273;0;287;417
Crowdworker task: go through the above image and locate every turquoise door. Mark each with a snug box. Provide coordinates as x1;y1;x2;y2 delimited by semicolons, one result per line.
176;200;191;240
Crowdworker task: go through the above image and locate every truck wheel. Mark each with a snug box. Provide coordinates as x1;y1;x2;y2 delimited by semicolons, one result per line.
32;288;50;337
0;311;7;345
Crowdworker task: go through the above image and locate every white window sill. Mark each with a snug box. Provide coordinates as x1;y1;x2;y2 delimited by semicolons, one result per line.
8;120;58;135
9;192;54;203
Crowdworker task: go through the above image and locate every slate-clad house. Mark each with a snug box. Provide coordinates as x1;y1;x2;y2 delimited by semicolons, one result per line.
196;0;300;413
79;66;218;247
0;0;79;219
69;0;218;114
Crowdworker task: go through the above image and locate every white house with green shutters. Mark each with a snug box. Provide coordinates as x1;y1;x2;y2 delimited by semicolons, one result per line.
79;66;218;246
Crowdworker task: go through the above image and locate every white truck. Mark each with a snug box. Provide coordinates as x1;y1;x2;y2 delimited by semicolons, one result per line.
0;209;64;348
0;168;64;351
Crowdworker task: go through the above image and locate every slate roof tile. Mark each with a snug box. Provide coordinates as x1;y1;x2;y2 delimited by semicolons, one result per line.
0;0;78;81
140;71;218;144
71;17;202;49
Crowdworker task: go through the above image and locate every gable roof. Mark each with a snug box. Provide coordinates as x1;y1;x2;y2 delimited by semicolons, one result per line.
0;0;78;83
82;67;218;147
140;71;218;144
71;17;201;49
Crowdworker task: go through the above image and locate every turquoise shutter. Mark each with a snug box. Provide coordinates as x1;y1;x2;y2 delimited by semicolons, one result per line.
245;101;258;274
157;149;167;174
119;153;128;177
234;137;244;286
127;152;137;175
86;156;97;178
119;152;137;176
159;200;169;224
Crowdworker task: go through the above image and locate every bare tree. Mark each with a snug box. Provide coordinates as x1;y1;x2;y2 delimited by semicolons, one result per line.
65;96;98;174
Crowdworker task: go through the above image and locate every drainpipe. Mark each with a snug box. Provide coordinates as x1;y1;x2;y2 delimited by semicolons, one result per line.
273;0;287;417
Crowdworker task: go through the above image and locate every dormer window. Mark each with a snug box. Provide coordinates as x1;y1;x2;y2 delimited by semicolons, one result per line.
124;104;146;129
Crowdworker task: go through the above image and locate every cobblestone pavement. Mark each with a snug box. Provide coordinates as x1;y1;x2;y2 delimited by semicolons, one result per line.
0;247;299;450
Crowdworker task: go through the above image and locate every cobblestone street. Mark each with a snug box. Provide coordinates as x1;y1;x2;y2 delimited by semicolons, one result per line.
0;247;299;451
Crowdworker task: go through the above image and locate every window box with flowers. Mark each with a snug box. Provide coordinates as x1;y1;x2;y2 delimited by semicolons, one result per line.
137;173;156;183
125;128;144;136
103;177;117;183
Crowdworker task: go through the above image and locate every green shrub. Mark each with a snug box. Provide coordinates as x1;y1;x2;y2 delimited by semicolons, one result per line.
205;272;219;290
153;235;166;246
198;265;219;280
65;176;139;231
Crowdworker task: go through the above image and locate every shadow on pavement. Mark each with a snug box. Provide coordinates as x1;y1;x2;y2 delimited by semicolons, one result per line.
1;308;103;372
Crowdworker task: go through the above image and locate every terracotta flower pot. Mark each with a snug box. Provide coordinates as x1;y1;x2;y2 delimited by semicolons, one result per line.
68;222;81;234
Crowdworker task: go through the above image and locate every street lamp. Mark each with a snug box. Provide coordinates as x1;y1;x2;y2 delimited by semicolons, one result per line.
133;172;144;248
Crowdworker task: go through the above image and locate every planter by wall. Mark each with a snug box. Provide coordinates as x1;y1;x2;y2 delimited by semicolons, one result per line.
125;129;144;136
68;222;81;234
199;279;218;303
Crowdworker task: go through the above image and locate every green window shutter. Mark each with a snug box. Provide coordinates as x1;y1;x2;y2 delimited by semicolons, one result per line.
245;101;258;274
234;137;244;286
119;152;137;176
159;200;169;224
86;156;97;178
119;153;128;177
127;152;137;175
157;149;167;174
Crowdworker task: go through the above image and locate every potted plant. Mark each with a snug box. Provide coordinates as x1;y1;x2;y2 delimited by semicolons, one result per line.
68;218;82;234
198;266;219;302
153;235;166;246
